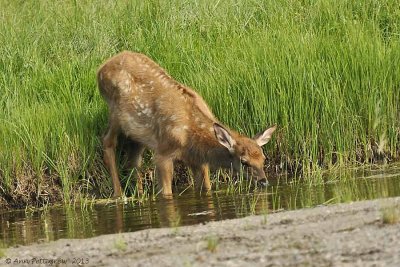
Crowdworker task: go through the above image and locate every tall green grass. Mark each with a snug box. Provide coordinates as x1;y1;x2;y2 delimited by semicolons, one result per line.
1;0;399;206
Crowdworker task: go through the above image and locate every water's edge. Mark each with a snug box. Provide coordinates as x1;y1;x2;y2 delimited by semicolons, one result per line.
1;164;400;248
4;197;400;267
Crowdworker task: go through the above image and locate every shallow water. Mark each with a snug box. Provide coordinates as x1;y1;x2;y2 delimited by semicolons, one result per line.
1;164;400;248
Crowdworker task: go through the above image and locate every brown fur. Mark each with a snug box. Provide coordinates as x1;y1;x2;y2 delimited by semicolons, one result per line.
97;51;276;197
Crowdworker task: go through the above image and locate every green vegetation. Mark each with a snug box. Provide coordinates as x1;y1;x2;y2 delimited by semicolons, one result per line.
206;235;219;253
0;243;5;258
381;204;400;224
0;239;7;258
113;234;128;252
1;0;399;207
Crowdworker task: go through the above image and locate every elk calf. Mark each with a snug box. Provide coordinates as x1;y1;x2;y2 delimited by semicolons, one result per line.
97;51;276;197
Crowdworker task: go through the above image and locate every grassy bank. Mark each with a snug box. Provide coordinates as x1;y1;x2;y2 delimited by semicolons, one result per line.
1;0;399;207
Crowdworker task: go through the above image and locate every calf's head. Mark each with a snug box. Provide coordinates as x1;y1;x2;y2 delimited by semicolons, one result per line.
213;123;277;183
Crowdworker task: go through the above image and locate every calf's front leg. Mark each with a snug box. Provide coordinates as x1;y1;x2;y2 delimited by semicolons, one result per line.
155;155;174;196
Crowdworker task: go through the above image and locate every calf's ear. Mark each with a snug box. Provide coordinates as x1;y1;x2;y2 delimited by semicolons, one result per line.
253;125;277;147
213;123;236;153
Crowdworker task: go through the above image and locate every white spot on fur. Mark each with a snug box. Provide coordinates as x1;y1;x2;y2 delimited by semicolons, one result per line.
156;116;164;123
172;127;183;134
122;79;131;93
142;108;152;116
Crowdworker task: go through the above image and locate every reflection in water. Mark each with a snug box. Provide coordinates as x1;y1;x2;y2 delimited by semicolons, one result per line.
1;165;400;247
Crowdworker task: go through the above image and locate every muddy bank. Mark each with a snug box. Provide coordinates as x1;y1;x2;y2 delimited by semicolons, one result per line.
2;197;400;266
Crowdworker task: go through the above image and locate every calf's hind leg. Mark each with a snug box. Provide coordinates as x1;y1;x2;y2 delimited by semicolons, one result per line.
124;139;146;194
102;119;122;198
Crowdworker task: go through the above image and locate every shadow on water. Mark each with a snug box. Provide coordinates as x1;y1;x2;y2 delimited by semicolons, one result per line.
1;164;400;248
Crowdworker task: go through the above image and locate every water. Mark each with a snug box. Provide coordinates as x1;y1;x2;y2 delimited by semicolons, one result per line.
1;164;400;248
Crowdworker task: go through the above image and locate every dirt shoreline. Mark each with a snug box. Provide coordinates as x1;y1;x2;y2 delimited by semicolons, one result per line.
2;197;400;267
